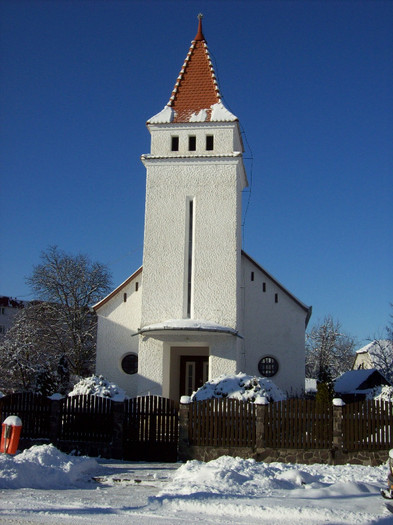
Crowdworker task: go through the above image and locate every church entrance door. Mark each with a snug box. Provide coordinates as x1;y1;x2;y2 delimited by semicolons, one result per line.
179;356;209;397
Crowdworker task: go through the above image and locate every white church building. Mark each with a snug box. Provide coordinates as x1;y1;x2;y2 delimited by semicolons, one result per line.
94;17;311;400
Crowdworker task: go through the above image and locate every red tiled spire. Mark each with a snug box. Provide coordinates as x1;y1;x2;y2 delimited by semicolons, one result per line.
167;14;222;123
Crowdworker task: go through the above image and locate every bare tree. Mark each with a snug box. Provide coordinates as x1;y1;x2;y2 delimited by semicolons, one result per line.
26;246;112;377
0;303;62;393
0;246;112;394
305;315;356;382
363;305;393;383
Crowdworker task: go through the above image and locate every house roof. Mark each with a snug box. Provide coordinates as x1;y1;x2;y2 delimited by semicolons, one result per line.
0;296;25;308
147;15;237;124
334;369;389;394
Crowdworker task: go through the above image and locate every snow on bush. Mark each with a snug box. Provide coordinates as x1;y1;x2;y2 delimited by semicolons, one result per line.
366;384;393;402
0;444;99;489
191;372;286;403
68;375;126;401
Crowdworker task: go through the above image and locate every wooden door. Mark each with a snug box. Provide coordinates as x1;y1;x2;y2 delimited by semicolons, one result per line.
180;356;209;397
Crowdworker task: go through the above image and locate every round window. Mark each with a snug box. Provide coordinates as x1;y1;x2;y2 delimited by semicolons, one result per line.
121;353;138;375
258;356;279;377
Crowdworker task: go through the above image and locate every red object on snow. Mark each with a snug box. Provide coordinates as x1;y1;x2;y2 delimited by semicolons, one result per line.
0;415;22;454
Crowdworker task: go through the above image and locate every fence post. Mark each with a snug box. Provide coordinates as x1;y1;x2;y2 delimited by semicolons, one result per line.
332;398;345;464
178;396;191;461
255;396;269;450
111;400;125;460
49;398;62;446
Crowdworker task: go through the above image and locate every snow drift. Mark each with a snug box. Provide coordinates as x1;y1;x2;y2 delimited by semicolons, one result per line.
0;444;99;489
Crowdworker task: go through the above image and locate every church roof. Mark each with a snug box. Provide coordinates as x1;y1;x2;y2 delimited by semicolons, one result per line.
148;15;237;124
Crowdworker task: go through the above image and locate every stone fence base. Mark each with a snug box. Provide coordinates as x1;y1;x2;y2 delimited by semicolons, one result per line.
180;445;390;467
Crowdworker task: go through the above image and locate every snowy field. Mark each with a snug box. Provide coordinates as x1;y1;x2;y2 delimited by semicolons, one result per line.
0;445;393;524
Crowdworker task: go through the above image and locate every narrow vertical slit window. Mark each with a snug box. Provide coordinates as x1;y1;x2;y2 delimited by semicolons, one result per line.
206;135;214;150
123;293;127;303
171;136;179;151
262;282;266;292
251;272;254;281
187;199;194;317
275;293;278;303
135;282;139;292
188;135;196;151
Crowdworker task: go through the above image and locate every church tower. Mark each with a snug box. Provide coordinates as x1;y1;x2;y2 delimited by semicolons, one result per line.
138;16;248;398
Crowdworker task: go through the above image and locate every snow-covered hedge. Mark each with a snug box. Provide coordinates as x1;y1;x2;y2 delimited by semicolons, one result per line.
68;375;126;401
366;384;393;402
191;373;286;403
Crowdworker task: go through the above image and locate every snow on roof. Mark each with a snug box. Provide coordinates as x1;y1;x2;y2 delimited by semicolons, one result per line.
334;369;379;394
138;318;240;337
356;339;392;356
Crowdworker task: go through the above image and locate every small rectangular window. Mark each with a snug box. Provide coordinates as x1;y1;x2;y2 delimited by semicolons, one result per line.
171;136;179;151
251;272;254;281
188;135;196;151
0;325;5;334
135;282;139;292
275;293;278;303
0;308;5;315
262;282;266;292
206;135;214;150
123;293;127;302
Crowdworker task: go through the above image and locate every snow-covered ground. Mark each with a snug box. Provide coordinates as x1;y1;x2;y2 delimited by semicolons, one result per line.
0;445;392;524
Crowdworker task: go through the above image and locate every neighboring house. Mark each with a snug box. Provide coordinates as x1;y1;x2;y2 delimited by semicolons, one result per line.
94;17;312;401
334;369;391;403
353;340;393;375
0;296;25;337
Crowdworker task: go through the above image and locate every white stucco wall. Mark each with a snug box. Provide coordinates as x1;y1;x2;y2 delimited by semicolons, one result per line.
241;254;308;396
137;332;240;400
141;155;245;329
148;122;244;157
95;273;142;397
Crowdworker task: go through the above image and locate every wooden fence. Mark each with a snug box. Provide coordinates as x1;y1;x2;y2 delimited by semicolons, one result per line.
265;399;333;449
0;392;52;439
342;399;393;451
0;393;178;461
124;396;179;461
188;398;256;447
1;394;393;462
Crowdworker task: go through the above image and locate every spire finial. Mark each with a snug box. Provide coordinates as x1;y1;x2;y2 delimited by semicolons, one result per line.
195;13;204;41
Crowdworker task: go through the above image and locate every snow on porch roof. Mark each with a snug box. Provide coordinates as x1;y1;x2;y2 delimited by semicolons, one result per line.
137;319;242;338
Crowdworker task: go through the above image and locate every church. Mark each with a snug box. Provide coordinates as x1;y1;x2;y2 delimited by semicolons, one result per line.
94;17;311;400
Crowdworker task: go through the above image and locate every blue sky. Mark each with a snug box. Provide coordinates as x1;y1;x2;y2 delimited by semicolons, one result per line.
1;0;392;345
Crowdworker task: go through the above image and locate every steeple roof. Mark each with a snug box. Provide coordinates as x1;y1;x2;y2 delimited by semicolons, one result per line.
148;15;237;124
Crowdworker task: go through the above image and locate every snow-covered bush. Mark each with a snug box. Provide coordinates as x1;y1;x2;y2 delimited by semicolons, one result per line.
68;375;126;401
191;372;286;403
366;384;393;402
